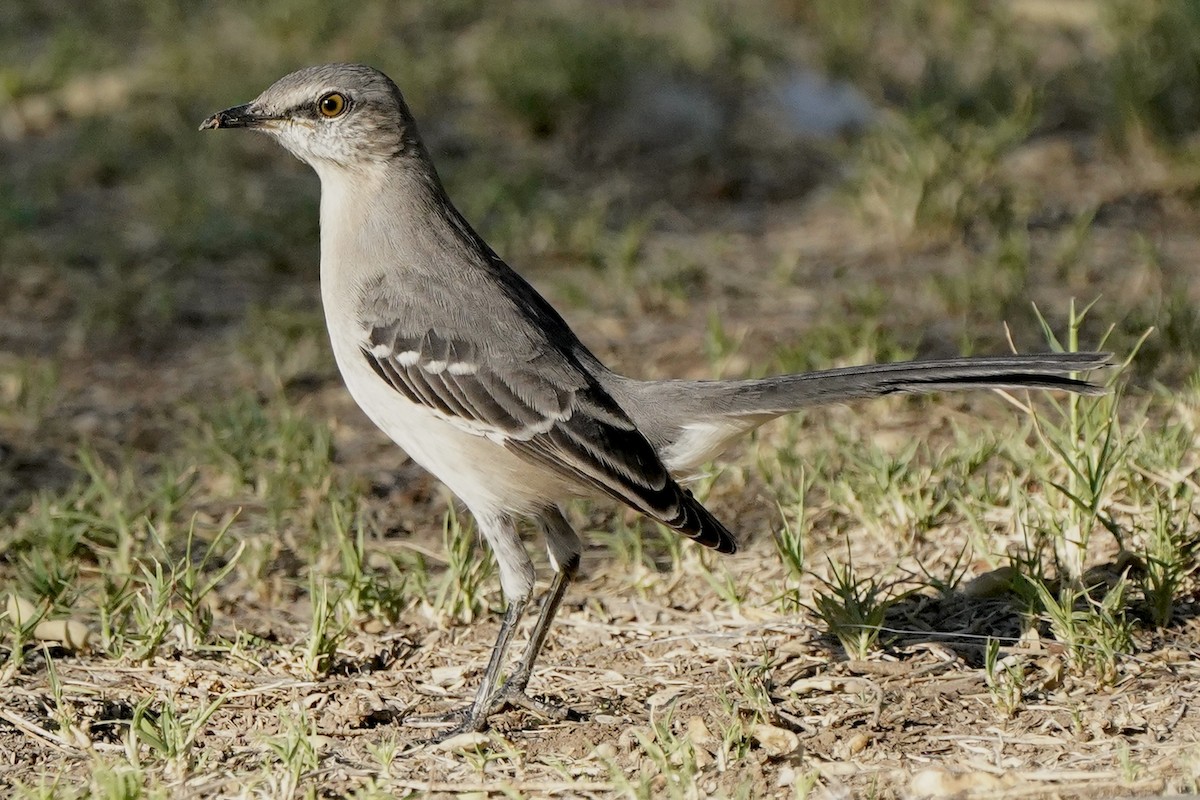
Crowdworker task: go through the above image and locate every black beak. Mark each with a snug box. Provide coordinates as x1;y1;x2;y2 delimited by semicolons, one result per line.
199;103;270;131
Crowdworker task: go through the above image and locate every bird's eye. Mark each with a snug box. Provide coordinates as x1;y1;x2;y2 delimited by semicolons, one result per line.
317;92;348;118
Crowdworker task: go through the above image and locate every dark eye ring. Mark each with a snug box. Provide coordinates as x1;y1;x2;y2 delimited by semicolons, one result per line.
317;92;348;118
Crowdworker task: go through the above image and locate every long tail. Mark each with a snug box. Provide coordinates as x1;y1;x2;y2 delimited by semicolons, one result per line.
715;352;1110;413
607;351;1112;474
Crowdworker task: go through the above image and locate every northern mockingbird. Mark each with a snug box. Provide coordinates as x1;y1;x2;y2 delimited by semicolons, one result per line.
201;64;1109;736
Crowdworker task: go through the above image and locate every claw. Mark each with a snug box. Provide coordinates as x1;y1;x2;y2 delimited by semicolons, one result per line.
404;681;575;743
401;708;466;730
487;682;572;721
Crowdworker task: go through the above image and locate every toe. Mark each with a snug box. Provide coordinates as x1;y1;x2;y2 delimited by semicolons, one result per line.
487;685;572;721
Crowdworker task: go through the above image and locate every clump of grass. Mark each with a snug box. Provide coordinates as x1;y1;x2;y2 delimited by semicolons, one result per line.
996;301;1164;686
1027;300;1144;579
301;573;349;677
983;637;1026;719
262;710;323;797
825;437;945;546
6;449;189;599
118;516;244;661
2;597;47;685
612;709;706;800
90;765;159;800
726;653;776;723
127;690;227;779
44;653;88;749
807;554;902;660
458;734;525;778
429;507;496;624
325;500;413;626
1;447;235;663
773;496;807;613
1020;573;1134;686
186;391;341;537
1136;497;1192;627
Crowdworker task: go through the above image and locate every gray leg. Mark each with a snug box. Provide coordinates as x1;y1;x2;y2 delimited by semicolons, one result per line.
486;506;581;717
444;594;530;735
428;512;536;737
414;508;580;736
495;552;578;696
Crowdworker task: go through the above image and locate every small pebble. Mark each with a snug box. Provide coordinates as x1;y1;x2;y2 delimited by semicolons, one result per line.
590;742;618;761
751;723;800;756
432;731;490;752
846;732;869;755
6;594;37;626
34;619;92;651
686;716;717;749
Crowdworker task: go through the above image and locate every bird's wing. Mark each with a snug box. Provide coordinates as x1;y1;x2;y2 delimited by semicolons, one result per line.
361;323;733;551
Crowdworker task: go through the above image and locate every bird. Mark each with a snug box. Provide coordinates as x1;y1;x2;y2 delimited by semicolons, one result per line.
201;63;1110;736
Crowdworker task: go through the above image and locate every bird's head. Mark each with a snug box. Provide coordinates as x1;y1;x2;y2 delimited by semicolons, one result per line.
200;63;421;174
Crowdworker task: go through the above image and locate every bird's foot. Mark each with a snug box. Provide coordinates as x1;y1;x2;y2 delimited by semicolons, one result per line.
400;707;468;731
484;680;572;722
403;680;575;742
401;705;491;745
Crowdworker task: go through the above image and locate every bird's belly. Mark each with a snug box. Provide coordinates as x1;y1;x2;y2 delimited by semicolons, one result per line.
328;335;572;514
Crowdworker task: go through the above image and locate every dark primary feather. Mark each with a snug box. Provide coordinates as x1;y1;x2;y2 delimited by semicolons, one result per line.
361;326;738;554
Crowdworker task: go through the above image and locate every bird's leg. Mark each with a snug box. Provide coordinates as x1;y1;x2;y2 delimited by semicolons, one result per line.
442;595;530;735
410;509;580;736
485;506;581;719
486;552;578;718
404;585;532;735
408;512;537;737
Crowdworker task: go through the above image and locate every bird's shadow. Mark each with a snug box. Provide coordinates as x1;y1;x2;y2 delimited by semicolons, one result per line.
808;553;1200;672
